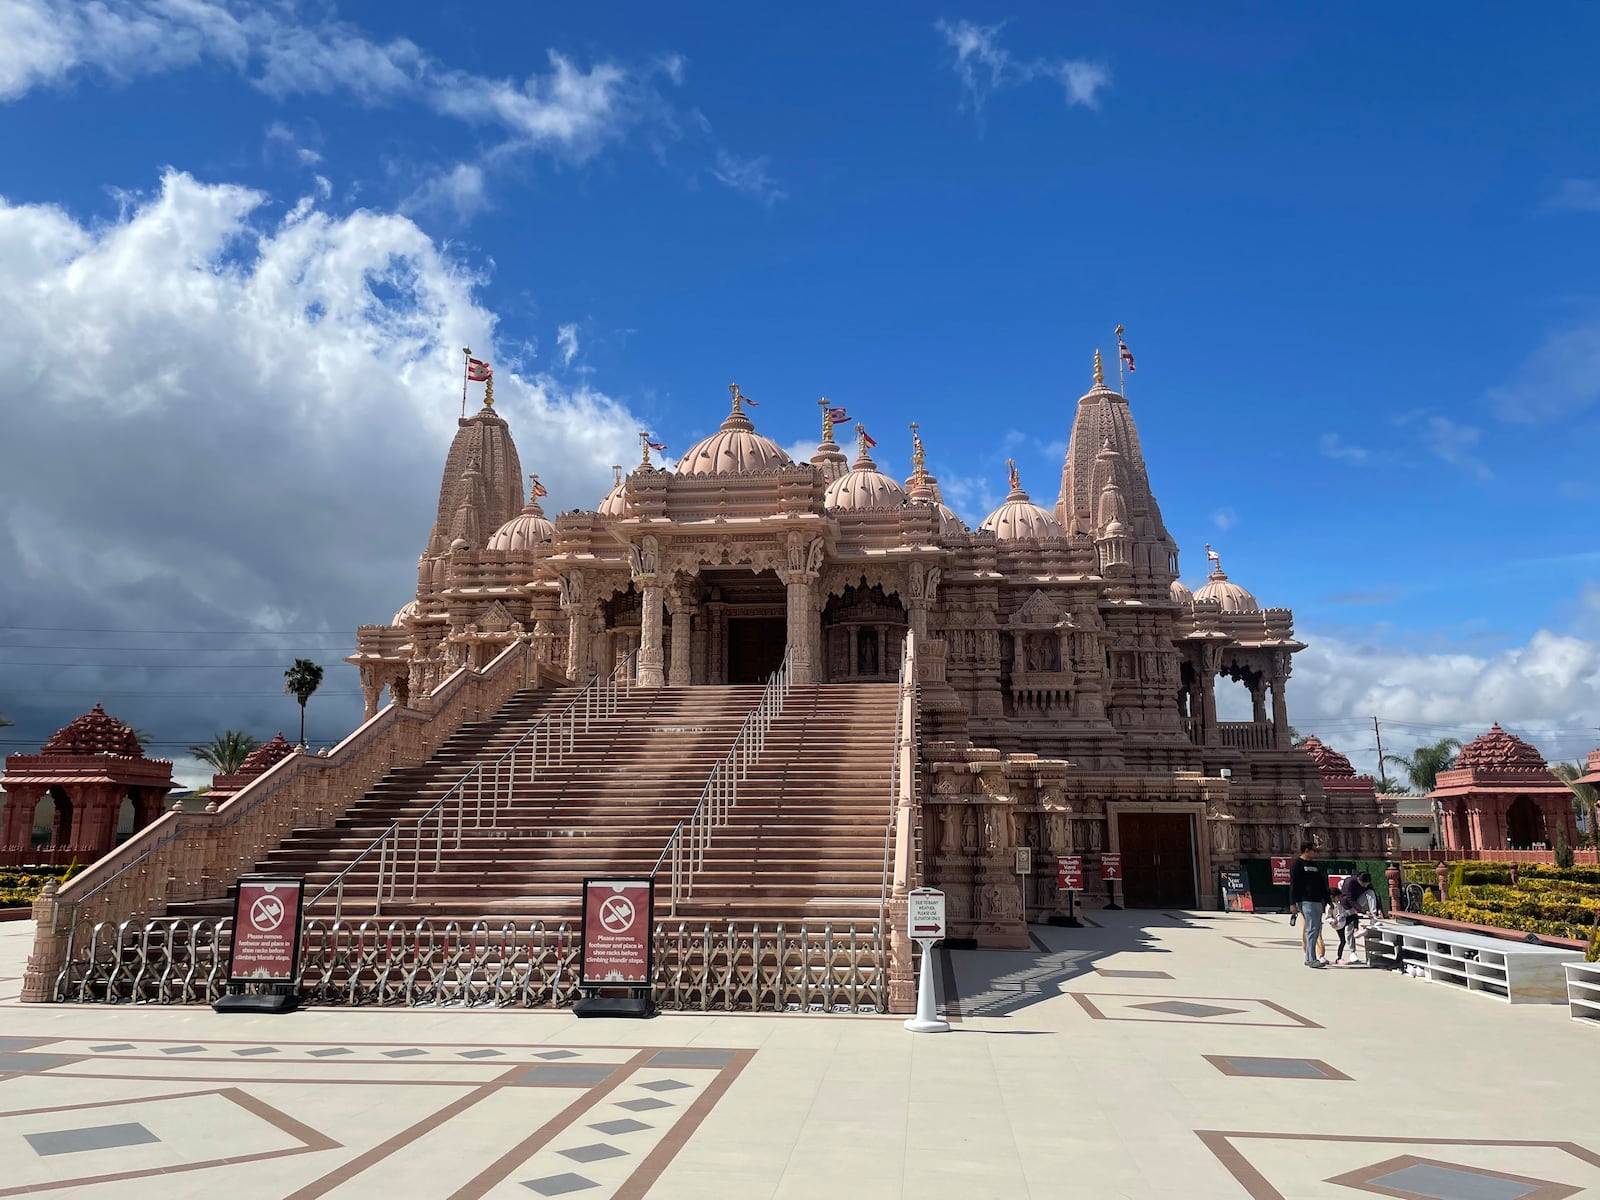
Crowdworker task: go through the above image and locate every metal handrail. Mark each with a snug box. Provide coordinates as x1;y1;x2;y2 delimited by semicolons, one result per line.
878;631;917;930
653;649;792;916
314;651;637;919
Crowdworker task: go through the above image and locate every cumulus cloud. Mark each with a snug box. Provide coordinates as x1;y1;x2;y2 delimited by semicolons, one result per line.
404;162;490;223
0;171;643;784
556;323;580;367
934;19;1109;123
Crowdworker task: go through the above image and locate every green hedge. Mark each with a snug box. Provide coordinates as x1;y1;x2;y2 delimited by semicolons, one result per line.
1404;859;1600;944
1423;897;1594;942
0;864;80;909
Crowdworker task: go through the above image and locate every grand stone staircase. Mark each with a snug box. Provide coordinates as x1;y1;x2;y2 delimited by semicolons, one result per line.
211;682;898;929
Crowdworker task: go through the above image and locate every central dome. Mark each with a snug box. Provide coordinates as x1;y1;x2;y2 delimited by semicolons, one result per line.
1194;567;1258;613
487;474;555;552
825;438;905;511
980;462;1063;541
676;386;793;476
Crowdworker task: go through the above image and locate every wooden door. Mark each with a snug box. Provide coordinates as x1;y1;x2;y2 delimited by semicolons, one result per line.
1116;813;1197;908
726;618;786;684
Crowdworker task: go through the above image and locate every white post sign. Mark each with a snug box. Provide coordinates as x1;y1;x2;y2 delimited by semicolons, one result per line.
904;887;950;1034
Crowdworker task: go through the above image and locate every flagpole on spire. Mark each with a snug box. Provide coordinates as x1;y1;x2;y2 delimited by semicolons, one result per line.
640;431;653;467
819;397;832;444
461;347;471;420
1114;326;1125;395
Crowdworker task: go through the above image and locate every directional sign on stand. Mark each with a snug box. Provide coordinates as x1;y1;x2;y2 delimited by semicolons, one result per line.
1056;855;1083;891
1100;853;1122;881
908;887;947;941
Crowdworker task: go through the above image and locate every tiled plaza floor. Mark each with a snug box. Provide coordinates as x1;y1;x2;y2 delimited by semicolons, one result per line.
2;910;1596;1198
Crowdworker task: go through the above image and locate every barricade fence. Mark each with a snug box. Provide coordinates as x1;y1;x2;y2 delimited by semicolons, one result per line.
53;916;887;1013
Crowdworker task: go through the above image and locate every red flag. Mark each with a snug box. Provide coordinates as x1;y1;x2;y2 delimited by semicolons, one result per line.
827;407;850;423
532;480;548;498
466;358;492;382
742;395;760;406
1118;338;1135;372
860;429;877;449
648;441;668;452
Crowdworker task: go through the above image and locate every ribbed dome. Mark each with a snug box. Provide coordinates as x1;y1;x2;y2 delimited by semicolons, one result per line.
42;704;143;757
1456;724;1547;772
927;501;967;538
598;465;628;517
1169;579;1194;605
979;464;1063;541
1194;567;1259;613
487;492;555;552
392;599;419;626
676;389;792;476
825;450;906;511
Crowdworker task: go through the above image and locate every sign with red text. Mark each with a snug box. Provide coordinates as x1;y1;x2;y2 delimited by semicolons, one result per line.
908;888;947;941
1057;855;1083;891
227;876;304;985
1100;852;1122;882
1271;857;1293;886
581;878;654;986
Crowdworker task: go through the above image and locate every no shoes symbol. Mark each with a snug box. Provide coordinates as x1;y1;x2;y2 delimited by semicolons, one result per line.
599;895;636;933
250;894;286;932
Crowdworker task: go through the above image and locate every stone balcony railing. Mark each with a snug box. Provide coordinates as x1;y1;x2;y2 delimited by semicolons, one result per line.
1182;718;1277;751
22;641;563;1002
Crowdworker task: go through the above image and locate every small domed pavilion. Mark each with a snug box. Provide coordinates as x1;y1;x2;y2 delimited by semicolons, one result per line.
0;705;174;867
1431;724;1580;852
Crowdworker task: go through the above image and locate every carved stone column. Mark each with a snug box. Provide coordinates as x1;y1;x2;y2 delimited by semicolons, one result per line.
1200;643;1222;747
778;535;823;684
358;663;383;721
667;598;693;687
638;586;665;687
560;572;593;680
1269;650;1292;749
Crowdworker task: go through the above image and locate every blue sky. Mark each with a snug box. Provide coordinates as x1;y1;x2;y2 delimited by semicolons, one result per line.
1;1;1598;780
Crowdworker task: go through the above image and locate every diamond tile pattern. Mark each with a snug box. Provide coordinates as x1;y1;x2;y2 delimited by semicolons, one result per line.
0;1052;74;1072
589;1118;652;1136
638;1079;689;1092
518;1064;616;1086
458;1049;504;1059
160;1045;205;1055
534;1050;580;1060
26;1122;160;1157
1215;1056;1335;1079
382;1048;426;1058
558;1142;627;1163
1131;1001;1244;1019
233;1046;279;1056
307;1047;353;1057
649;1049;736;1067
1365;1163;1544;1200
89;1044;134;1052
521;1172;598;1195
616;1097;672;1112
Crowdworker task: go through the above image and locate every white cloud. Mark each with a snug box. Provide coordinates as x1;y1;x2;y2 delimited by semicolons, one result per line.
1290;626;1600;773
556;322;580;367
1319;432;1368;464
1486;321;1600;423
1544;179;1600;214
1210;508;1237;532
0;171;644;778
404;162;490;223
934;19;1109;122
710;149;786;205
1418;415;1491;479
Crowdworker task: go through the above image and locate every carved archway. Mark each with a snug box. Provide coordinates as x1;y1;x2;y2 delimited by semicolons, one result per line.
822;582;907;681
1505;796;1545;849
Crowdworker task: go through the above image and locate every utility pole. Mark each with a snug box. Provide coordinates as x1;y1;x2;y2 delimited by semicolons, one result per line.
1373;716;1388;791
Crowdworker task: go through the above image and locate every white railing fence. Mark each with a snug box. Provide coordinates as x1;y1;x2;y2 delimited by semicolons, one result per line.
313;652;637;920
653;649;792;916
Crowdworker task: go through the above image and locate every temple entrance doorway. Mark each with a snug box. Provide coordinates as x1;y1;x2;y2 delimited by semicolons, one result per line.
701;569;787;685
32;788;69;849
821;582;907;683
1505;796;1545;849
1116;812;1197;907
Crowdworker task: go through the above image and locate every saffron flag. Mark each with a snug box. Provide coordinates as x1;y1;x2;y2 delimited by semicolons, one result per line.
532;480;548;498
827;407;851;423
742;395;760;406
860;429;878;449
1118;338;1136;372
648;441;669;452
467;358;492;382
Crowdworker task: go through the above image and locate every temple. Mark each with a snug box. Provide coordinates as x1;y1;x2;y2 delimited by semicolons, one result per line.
1432;724;1582;853
346;354;1396;928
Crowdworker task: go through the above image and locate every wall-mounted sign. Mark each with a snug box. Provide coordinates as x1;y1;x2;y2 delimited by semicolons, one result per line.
580;878;654;987
227;876;305;985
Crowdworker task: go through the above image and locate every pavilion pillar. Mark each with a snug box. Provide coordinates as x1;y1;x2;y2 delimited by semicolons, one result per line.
1269;651;1292;749
1200;671;1219;746
668;600;693;687
1251;682;1267;723
359;664;383;721
848;627;859;679
780;572;818;684
2;787;42;849
638;584;665;688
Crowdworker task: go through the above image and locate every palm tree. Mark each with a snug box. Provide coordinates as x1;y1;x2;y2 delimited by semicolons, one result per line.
1383;737;1462;795
187;730;261;775
1551;759;1598;841
0;712;12;728
283;658;325;747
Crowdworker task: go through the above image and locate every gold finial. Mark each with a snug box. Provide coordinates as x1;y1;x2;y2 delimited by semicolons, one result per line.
640;431;652;466
910;422;927;478
1007;458;1020;492
612;464;623;486
1093;348;1104;387
484;372;495;407
728;382;745;414
819;397;833;444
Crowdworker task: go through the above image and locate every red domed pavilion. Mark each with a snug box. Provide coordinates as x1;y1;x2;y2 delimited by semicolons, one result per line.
0;705;175;867
1430;724;1579;853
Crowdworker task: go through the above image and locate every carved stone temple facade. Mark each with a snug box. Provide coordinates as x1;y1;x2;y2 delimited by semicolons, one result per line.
351;359;1394;939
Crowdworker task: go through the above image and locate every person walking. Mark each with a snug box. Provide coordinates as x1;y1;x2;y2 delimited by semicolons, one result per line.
1289;841;1331;968
1333;870;1380;964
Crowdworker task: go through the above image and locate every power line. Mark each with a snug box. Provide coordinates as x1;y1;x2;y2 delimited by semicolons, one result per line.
0;663;347;670
0;625;350;635
0;689;361;697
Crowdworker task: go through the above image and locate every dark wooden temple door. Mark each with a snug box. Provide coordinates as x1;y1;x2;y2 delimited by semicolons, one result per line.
726;618;786;684
1116;813;1198;908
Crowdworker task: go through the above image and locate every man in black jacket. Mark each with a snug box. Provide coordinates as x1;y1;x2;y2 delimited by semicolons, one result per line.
1289;841;1331;968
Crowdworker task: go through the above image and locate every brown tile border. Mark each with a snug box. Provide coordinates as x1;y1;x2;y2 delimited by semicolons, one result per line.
612;1048;756;1200
1195;1132;1600;1200
1326;1153;1583;1199
1201;1054;1352;1081
1069;992;1322;1029
0;1086;339;1198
